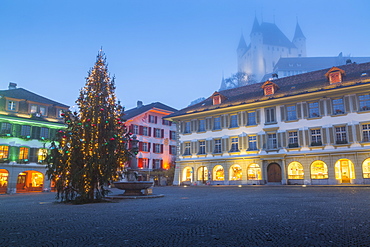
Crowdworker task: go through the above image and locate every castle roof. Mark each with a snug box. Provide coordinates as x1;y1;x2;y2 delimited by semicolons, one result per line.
0;87;69;108
168;62;370;119
237;34;248;50
293;22;305;40
259;22;296;48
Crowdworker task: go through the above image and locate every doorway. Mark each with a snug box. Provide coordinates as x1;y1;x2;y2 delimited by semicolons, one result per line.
267;163;281;182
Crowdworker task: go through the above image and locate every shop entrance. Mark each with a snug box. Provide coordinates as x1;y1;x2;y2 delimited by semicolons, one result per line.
0;169;8;194
267;163;281;183
335;159;355;184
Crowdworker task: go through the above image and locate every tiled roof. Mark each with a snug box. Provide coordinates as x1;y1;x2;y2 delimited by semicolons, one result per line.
168;62;370;119
0;88;69;108
124;102;177;120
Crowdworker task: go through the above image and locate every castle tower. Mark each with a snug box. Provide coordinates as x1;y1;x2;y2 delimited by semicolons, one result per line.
292;22;306;57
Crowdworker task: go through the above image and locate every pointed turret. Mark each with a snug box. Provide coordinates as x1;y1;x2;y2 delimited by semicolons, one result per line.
292;21;307;57
237;33;248;50
219;75;227;91
250;16;260;35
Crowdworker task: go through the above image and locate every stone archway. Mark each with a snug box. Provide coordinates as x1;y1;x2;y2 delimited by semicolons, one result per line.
267;163;281;182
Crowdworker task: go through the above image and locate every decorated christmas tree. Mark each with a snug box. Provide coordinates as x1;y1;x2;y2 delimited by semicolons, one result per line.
46;50;131;202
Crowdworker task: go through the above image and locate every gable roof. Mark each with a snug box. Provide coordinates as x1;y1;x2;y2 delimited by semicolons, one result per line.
124;102;177;120
0;88;69;108
259;22;296;48
168;62;370;119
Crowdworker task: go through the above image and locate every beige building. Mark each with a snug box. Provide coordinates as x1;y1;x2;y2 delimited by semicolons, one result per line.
168;62;370;186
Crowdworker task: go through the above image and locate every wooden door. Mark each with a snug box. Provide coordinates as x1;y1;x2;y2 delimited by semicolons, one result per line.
267;163;281;182
16;174;27;191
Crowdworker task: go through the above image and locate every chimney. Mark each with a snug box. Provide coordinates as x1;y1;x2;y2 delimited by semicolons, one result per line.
137;100;143;108
8;82;17;90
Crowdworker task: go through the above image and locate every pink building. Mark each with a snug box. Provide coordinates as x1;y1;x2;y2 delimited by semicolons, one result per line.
125;101;177;172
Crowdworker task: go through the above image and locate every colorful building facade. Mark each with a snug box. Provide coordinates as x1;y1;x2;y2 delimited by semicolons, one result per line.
168;62;370;186
0;83;68;193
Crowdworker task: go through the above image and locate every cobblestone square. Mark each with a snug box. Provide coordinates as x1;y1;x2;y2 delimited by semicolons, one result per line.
1;186;370;246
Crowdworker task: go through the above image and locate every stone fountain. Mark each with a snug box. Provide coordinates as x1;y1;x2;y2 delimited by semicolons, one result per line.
113;135;153;196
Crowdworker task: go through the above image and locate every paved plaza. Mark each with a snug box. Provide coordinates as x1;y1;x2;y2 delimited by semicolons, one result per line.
1;185;370;246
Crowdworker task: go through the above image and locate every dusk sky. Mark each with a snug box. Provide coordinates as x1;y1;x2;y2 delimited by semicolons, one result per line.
1;0;370;111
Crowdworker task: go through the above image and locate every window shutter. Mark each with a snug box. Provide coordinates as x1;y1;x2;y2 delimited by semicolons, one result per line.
351;95;358;112
161;144;163;153
238;112;243;126
282;132;287;147
322;128;328;145
148;142;151;152
31;126;40;139
152;143;155;152
222;138;228;152
161;129;164;138
206;118;211;131
262;134;267;149
329;127;334;144
344;96;351;113
12;124;21;137
241;111;247;126
277;132;282;148
327;99;333;115
297;103;302;119
138;158;143;168
129;125;133;133
139;142;143;151
29;148;37;162
302;103;308;118
257;135;262;149
299;130;303;146
210;139;215;153
160;159;163;169
206;140;211;153
210;117;215;130
220;115;225;128
256;110;261;124
49;129;56;141
149;127;152;136
191;142;196;155
155;116;158;124
304;130;309;146
225;115;230;128
348;125;353;143
244;135;249;150
169;121;172;126
319;100;325;116
191;120;196;133
280;106;286;121
139;126;143;135
180;122;184;133
180;143;184;154
355;124;362;142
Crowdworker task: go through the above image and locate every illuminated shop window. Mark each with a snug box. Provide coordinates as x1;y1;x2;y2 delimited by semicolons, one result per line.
183;167;192;181
230;165;242;180
213;165;224;181
288;161;304;179
0;169;8;188
19;147;29;161
247;164;261;180
31;172;44;187
0;146;9;159
334;159;355;181
38;149;48;163
363;158;370;178
197;166;208;181
311;161;328;179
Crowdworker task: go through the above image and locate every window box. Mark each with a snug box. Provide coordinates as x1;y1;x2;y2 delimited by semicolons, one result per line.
311;141;322;146
336;140;348;145
288;143;299;148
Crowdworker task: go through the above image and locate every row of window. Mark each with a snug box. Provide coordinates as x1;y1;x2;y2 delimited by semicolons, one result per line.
139;142;177;155
6;99;64;118
182;94;370;133
131;124;176;139
147;115;172;126
182;123;370;155
183;158;370;181
0;123;55;140
137;158;165;169
0;145;47;163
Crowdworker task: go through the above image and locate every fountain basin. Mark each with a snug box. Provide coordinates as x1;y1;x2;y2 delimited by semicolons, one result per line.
113;181;153;196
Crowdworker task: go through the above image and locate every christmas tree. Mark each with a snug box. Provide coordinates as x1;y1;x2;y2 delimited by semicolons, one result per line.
46;50;130;202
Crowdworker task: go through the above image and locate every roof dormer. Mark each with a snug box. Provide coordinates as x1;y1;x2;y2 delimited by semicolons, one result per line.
211;91;226;105
325;67;346;84
261;81;279;96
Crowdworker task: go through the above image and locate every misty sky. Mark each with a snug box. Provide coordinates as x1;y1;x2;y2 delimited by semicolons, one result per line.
1;0;370;111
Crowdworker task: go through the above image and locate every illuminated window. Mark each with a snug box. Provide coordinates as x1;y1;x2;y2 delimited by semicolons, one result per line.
0;146;9;159
198;141;206;155
332;98;345;115
309;102;320;118
362;158;370;178
30;105;38;113
230;115;238;128
359;94;370;111
362;124;370;142
230;165;242;180
38;149;48;163
286;105;297;121
0;169;9;187
334;159;355;181
247;164;261;180
248;136;257;150
197;166;208;181
214;139;222;153
138;158;149;168
288;161;304;179
183;142;191;156
213;165;224;181
19;147;29;161
183;167;192;181
311;161;328;179
31;172;44;187
230;137;239;152
213;117;221;130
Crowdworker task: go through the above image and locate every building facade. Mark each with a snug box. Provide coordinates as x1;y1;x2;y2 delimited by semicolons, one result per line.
168;62;370;186
124;101;177;185
0;83;69;194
